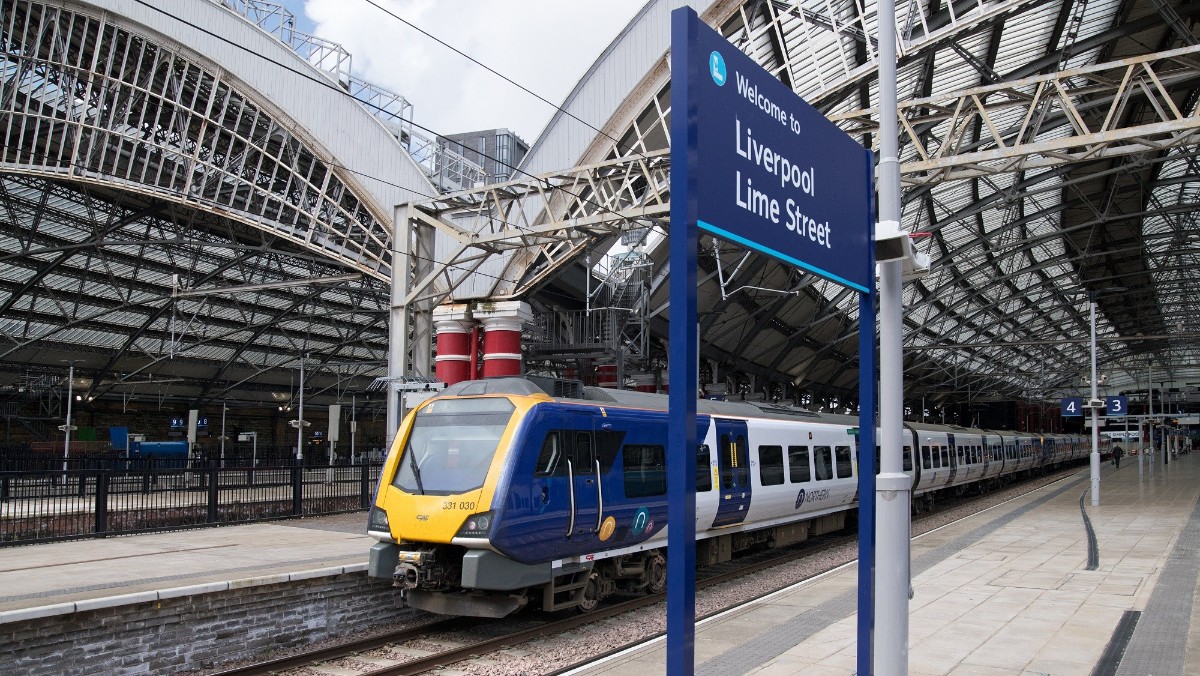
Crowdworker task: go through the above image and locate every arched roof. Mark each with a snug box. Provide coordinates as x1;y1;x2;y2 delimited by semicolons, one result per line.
408;0;1200;414
0;0;432;407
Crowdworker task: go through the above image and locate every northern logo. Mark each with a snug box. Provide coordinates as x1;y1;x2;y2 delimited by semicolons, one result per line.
795;489;806;508
709;50;726;86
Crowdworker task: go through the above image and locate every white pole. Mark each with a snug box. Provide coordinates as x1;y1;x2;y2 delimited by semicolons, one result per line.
220;401;227;468
61;363;75;476
350;393;357;464
1089;299;1100;507
296;355;305;461
876;0;910;671
1149;362;1155;469
252;432;257;468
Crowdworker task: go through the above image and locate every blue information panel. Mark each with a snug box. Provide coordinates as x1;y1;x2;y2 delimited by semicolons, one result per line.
688;17;873;291
1062;397;1083;417
1105;396;1128;416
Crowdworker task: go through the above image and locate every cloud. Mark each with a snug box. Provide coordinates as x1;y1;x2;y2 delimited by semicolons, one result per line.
301;0;645;144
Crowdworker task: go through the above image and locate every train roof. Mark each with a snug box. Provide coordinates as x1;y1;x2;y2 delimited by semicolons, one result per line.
437;377;862;426
436;379;1084;437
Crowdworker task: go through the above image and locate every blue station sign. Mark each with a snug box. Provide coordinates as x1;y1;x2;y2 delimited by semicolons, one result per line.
1062;397;1083;417
685;13;874;292
1105;396;1128;416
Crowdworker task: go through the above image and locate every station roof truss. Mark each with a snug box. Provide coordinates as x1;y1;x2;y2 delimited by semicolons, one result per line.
2;0;1199;414
400;0;1200;410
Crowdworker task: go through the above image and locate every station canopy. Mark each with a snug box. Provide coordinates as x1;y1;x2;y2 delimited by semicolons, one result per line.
1;0;1198;417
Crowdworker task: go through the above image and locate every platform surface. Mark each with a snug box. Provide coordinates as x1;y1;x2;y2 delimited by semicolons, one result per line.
571;452;1200;675
0;511;372;618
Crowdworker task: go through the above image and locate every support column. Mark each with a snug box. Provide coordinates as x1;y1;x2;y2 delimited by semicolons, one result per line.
477;301;532;378
433;304;474;386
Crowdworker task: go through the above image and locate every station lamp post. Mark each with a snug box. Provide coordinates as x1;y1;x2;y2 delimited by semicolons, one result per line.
1087;287;1124;507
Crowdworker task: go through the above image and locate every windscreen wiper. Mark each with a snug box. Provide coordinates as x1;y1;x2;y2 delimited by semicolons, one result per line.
407;445;425;495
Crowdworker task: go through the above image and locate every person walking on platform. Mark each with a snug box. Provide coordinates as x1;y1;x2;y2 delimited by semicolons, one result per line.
1113;445;1123;468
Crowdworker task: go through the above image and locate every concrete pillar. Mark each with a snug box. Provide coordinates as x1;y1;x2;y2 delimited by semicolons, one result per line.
432;304;473;386
476;301;532;378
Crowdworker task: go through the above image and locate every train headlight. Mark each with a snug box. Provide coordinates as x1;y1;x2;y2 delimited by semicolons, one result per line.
456;511;494;538
367;506;391;533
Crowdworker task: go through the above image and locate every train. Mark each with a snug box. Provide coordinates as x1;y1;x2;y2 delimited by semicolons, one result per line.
367;377;1099;618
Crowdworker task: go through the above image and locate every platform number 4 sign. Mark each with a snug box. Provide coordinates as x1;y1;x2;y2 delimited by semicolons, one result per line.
1104;396;1128;416
1062;398;1083;417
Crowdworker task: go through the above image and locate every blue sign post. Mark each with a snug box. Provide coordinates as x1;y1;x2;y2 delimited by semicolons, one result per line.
670;8;875;674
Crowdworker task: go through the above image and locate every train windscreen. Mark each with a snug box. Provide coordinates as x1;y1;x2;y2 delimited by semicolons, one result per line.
392;397;515;495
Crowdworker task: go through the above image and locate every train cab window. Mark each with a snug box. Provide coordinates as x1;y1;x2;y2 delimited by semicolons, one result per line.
623;444;666;498
788;446;811;483
392;397;515;496
697;444;713;492
574;431;595;474
758;445;785;486
534;432;562;476
903;446;913;472
813;445;833;481
835;446;853;478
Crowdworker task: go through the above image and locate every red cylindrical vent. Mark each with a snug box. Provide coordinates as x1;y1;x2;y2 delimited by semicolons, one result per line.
436;357;472;384
435;319;473;385
481;320;522;378
485;329;521;355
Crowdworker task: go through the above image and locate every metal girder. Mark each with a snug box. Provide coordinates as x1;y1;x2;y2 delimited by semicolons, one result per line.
1;0;395;280
829;45;1200;186
398;150;670;308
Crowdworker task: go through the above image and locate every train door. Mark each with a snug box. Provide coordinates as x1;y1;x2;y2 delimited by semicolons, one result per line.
564;411;600;544
946;433;959;485
712;418;751;528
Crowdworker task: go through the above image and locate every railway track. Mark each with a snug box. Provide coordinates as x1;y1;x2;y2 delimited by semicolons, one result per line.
208;466;1083;675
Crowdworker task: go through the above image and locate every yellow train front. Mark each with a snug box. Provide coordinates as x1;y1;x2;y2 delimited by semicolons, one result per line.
367;378;672;618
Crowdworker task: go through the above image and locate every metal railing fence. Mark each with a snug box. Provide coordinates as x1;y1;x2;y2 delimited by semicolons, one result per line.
0;459;385;545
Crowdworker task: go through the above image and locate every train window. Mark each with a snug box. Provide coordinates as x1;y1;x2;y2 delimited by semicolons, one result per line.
813;445;833;481
391;397;515;496
697;444;712;492
940;447;950;468
534;432;561;476
720;434;750;490
921;446;932;470
623;444;666;498
574;431;595;474
875;446;882;476
903;446;913;472
788;446;811;483
834;446;853;478
758;445;784;486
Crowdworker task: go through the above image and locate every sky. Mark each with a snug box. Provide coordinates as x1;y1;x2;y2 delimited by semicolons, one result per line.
280;0;648;145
